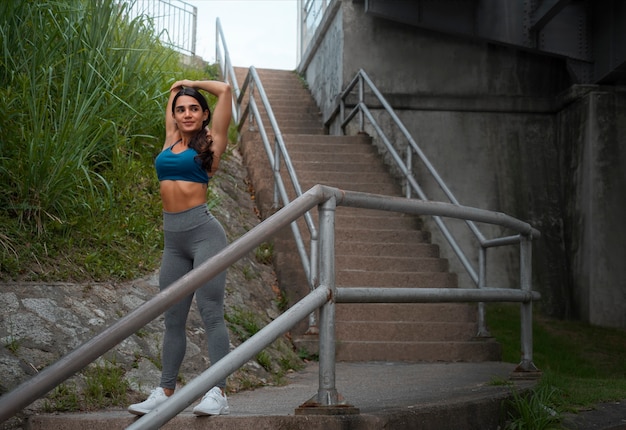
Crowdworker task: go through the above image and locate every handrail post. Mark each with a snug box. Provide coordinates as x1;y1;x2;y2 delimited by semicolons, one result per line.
405;146;413;199
317;196;338;404
273;136;281;208
477;246;490;337
358;73;364;132
340;88;346;135
307;239;320;333
297;195;358;414
515;234;540;375
248;80;256;131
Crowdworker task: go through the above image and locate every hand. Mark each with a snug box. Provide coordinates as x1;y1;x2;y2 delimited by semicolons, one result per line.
170;79;195;92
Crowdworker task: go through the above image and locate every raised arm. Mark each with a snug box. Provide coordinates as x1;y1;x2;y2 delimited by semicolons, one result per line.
164;84;182;149
191;80;232;176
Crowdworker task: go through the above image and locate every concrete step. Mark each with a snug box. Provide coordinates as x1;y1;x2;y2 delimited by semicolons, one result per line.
337;270;457;288
307;210;421;229
279;135;378;150
336;255;448;272
290;151;384;165
335;303;478;322
300;180;402;195
249;124;325;135
335;241;440;257
296;170;397;185
284;134;373;146
256;117;324;130
292;160;389;174
336;321;479;341
335;340;502;362
334;228;432;243
273;228;432;246
257;104;322;116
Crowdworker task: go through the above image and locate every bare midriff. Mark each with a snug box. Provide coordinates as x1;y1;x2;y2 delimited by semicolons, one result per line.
159;180;208;213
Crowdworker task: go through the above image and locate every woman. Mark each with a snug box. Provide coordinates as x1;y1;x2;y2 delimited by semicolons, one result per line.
128;79;232;417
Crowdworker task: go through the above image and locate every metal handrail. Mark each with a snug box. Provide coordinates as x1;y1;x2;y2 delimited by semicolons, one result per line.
336;69;541;335
215;17;241;124
216;17;320;331
122;186;542;427
219;19;536;339
0;186;540;427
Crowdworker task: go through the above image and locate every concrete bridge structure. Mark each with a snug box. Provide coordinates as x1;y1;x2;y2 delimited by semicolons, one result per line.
296;0;626;328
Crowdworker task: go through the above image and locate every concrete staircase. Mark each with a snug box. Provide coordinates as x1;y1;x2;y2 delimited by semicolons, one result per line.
237;67;500;362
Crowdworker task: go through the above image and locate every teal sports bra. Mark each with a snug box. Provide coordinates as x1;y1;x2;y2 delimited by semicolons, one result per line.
155;141;210;184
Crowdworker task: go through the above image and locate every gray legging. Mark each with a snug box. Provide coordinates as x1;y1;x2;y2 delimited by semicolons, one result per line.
159;203;229;390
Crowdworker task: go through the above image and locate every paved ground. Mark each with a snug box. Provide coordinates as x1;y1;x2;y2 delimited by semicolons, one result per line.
562;401;626;430
24;361;626;429
26;361;532;429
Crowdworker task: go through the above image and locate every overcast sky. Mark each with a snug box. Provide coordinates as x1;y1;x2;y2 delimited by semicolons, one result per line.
186;0;298;70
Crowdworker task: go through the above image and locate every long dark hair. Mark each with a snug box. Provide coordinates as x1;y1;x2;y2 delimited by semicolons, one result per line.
172;87;213;172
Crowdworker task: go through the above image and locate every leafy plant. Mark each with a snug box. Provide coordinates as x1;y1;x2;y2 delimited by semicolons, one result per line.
504;384;562;430
255;242;274;265
297;348;319;361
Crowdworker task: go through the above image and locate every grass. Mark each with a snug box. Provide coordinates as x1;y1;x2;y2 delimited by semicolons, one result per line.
225;307;263;341
44;360;129;412
504;384;562;430
487;303;626;426
0;0;221;282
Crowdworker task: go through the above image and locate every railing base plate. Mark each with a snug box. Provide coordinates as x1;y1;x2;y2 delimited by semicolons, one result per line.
295;404;361;415
296;393;360;415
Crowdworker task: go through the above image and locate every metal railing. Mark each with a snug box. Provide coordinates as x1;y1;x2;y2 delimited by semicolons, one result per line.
298;0;333;61
216;17;321;332
123;0;197;56
0;186;541;428
335;69;541;337
217;16;541;343
216;1;541;378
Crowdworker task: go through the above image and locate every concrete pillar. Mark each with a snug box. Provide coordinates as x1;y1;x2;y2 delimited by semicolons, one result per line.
561;88;626;328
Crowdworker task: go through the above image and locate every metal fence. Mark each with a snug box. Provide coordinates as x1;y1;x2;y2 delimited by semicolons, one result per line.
124;0;197;56
298;0;332;60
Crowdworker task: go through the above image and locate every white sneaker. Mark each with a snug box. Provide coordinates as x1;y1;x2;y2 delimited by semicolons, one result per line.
128;387;169;416
193;386;230;416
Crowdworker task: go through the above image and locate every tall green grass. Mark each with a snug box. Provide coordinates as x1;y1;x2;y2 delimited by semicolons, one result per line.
0;0;218;280
1;0;162;231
